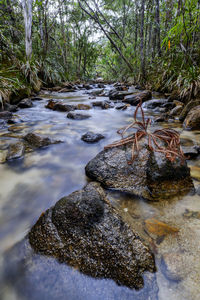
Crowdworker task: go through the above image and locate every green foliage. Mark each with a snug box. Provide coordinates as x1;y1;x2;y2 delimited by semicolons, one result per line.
0;0;199;100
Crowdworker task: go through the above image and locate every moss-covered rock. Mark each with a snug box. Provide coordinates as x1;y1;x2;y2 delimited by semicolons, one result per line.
85;143;194;201
29;182;157;293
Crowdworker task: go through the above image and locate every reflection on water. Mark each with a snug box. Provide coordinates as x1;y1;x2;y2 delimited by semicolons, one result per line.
0;86;200;300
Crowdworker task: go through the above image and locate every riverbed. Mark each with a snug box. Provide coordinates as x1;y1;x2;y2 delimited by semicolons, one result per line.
0;85;200;300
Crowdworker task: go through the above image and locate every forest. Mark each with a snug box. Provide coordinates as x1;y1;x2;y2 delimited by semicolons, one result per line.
0;0;200;103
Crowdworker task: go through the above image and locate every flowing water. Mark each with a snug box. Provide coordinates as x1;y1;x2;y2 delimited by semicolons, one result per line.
0;85;200;300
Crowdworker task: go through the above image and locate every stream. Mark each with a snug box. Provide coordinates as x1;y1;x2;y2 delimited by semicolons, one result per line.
0;84;200;300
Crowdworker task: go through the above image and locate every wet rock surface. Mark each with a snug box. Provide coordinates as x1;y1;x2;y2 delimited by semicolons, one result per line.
169;105;183;117
109;91;128;100
179;99;200;122
6;141;25;160
4;103;18;112
29;182;157;293
182;146;199;159
2;237;158;300
161;252;190;281
18;98;33;108
123;91;152;106
67;112;91;120
46;99;76;112
183;105;200;130
81;132;105;143
154;114;168;123
92;100;114;109
76;103;91;110
143;99;168;109
0;111;13;119
24;132;61;149
85;143;193;200
115;103;128;110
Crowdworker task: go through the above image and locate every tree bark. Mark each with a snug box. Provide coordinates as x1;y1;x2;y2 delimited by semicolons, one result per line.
140;0;145;80
155;0;161;56
21;0;33;61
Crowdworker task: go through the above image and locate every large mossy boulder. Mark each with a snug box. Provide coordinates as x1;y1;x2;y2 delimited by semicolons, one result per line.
183;105;200;130
29;182;157;293
85;144;193;201
179;99;200;122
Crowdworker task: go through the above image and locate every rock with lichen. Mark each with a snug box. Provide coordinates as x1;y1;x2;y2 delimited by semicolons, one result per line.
85;143;194;201
29;182;157;295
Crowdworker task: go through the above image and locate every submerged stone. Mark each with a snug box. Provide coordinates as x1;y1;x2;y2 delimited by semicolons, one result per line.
76;103;91;110
85;143;193;201
18;98;33;108
81;132;105;143
24;132;61;149
144;218;179;237
67;112;91;120
92;100;114;109
6;141;25;160
29;182;157;293
161;252;190;281
0;111;13;119
46;99;76;112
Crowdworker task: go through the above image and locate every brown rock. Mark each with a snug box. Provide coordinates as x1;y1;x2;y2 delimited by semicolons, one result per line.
76;104;91;110
169;105;183;117
6;141;25;160
179;99;200;121
46;100;76;112
144;218;179;237
123;90;152;106
183;105;200;129
29;182;157;292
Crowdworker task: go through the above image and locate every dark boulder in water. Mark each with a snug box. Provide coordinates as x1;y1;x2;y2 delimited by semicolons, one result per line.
85;143;194;201
29;182;157;293
46;99;76;112
81;132;105;143
18;98;33;108
67;112;91;120
24;132;61;149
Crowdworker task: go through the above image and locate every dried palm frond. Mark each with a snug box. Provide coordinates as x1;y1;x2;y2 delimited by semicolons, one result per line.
105;101;186;164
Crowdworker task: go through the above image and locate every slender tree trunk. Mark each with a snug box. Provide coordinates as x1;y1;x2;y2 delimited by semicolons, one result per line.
140;0;145;80
21;0;33;61
134;1;139;53
38;4;45;49
58;0;67;69
155;0;161;56
148;0;154;58
78;0;134;72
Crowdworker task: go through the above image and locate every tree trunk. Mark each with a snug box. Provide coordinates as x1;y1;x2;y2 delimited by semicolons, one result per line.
134;1;139;53
140;0;145;80
78;0;134;72
58;0;67;70
155;0;161;56
21;0;33;61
